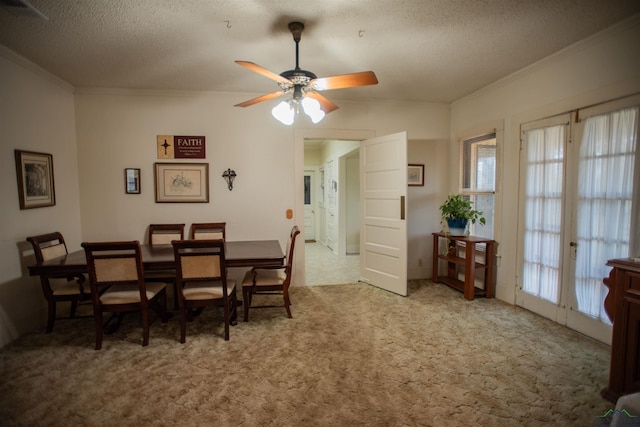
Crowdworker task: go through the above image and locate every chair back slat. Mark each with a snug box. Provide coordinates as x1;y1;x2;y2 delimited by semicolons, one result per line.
181;255;222;279
94;257;139;282
149;224;185;245
193;231;224;240
189;222;226;240
173;239;226;282
151;232;182;245
82;241;145;289
41;243;67;261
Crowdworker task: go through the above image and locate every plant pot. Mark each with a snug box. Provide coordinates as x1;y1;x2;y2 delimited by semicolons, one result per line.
447;218;468;236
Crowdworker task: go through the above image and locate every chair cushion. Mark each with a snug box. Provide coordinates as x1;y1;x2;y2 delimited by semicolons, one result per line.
100;282;166;305
182;280;236;301
50;278;82;295
241;269;286;288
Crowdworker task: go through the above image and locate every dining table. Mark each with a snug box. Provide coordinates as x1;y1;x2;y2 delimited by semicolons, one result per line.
28;240;285;278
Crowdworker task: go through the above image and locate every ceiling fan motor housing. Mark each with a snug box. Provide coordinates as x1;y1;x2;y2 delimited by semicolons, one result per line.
280;69;317;87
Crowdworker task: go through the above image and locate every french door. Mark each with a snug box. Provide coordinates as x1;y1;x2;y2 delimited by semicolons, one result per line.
517;99;639;344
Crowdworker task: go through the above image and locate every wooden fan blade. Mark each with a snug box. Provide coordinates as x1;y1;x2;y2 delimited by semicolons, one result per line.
305;92;339;114
235;61;291;85
234;90;287;108
310;71;378;91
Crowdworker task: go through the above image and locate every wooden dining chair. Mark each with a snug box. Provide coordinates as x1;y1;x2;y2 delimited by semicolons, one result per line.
172;239;237;343
241;226;300;321
146;223;185;308
189;222;226;240
26;231;90;333
82;240;169;350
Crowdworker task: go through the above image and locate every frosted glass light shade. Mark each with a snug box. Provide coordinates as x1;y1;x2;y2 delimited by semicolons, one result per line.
272;101;295;125
301;97;325;124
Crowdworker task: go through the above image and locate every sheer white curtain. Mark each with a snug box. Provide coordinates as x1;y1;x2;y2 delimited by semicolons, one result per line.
575;107;638;321
522;125;565;303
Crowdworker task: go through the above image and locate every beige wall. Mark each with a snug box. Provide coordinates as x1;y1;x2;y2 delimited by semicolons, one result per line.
450;16;640;303
0;49;82;345
74;92;449;289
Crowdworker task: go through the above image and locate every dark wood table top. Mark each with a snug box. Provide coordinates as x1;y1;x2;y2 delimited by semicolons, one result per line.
28;240;284;277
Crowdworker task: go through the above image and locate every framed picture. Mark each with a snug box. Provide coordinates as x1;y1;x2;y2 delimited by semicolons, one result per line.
408;164;424;186
125;168;141;194
154;162;209;203
14;150;56;209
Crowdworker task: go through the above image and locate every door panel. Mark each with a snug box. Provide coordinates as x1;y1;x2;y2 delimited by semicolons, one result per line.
326;160;337;251
517;116;569;324
360;132;408;296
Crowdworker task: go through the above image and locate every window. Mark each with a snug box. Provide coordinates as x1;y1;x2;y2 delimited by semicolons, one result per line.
304;175;311;205
461;133;496;238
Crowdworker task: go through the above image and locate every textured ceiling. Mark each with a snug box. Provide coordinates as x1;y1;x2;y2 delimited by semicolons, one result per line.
1;0;639;104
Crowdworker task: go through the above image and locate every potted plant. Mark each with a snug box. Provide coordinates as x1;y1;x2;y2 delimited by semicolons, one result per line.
439;194;486;236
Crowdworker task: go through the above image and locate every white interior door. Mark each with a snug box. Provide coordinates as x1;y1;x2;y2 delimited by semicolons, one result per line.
359;132;408;296
304;170;316;241
326;160;337;251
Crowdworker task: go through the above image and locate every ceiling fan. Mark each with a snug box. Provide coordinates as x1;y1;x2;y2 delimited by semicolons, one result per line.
234;21;378;124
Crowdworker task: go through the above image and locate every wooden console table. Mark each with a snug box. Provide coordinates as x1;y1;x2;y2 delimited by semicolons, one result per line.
601;258;640;403
432;233;495;300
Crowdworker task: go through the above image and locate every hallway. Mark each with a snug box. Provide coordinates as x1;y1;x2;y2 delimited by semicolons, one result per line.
304;241;360;286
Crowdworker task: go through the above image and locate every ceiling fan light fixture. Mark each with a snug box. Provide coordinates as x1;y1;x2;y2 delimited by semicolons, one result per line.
235;20;377;123
301;97;325;124
272;100;295;125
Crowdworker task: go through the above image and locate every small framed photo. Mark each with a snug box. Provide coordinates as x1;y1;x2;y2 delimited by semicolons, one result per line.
14;150;56;209
154;162;209;203
408;164;424;186
125;168;141;194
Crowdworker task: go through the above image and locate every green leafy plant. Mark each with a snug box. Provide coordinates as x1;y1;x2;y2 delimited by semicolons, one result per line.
439;194;486;225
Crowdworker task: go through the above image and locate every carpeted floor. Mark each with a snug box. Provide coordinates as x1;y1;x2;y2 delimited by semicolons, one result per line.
305;241;360;286
0;280;612;426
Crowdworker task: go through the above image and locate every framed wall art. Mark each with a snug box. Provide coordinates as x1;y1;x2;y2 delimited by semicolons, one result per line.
125;168;141;194
408;164;424;186
14;149;56;209
154;162;209;203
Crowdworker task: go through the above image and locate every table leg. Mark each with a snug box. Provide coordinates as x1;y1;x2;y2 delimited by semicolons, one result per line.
432;234;439;283
464;242;476;300
485;241;495;298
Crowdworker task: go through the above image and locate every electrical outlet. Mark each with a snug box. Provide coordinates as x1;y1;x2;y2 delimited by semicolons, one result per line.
418;258;423;266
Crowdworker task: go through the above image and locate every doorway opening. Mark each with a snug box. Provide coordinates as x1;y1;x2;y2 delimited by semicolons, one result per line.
304;139;361;285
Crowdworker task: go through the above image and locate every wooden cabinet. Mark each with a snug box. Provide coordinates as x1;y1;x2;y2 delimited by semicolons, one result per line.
602;258;640;403
432;233;495;300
